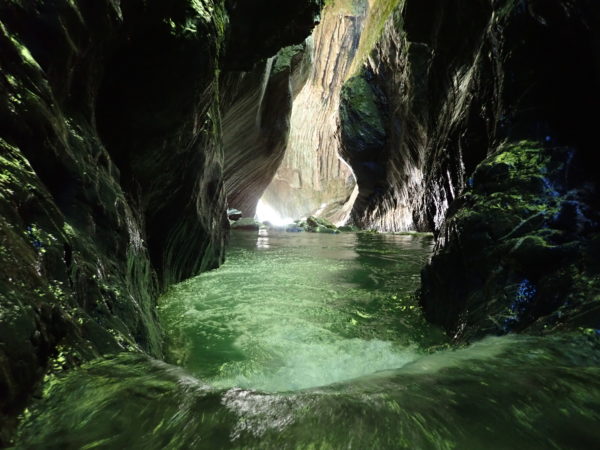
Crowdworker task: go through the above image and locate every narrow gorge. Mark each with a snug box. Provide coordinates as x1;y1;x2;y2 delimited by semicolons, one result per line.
1;0;599;448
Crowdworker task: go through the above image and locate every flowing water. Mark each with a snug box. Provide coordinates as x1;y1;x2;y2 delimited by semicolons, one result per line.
159;231;445;392
15;232;600;449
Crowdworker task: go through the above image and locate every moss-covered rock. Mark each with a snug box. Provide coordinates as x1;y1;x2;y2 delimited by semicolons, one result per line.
420;141;600;340
340;0;600;235
303;216;340;233
0;0;325;443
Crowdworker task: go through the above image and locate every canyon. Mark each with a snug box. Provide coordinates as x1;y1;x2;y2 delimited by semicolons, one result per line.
1;0;599;447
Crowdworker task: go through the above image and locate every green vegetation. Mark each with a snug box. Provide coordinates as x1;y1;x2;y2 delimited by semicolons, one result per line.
340;73;385;135
350;0;404;75
422;140;600;337
272;44;306;75
0;139;35;201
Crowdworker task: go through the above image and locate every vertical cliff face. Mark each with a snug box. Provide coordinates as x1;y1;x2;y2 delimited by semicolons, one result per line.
258;0;368;223
340;0;600;337
341;0;494;231
0;0;322;441
221;43;312;217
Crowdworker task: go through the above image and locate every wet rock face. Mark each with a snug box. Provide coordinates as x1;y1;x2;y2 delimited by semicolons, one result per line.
221;42;312;218
338;0;600;336
421;142;600;340
95;0;230;286
341;0;600;233
0;0;321;442
260;0;366;224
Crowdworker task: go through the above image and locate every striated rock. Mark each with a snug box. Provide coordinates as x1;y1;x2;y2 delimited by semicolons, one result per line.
0;1;229;439
341;0;600;234
341;0;494;231
221;42;312;217
260;0;368;224
220;0;325;218
0;0;323;442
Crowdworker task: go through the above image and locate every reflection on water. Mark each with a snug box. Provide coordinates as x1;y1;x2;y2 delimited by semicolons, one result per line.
15;232;600;449
256;228;270;249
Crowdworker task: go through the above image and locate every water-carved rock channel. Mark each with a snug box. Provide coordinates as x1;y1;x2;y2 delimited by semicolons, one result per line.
2;0;600;447
15;232;600;449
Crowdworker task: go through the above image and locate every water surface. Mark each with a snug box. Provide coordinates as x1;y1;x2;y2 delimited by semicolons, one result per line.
160;231;444;391
16;231;600;449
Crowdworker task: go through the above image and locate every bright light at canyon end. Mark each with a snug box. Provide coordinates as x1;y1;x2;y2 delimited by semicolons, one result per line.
256;198;293;227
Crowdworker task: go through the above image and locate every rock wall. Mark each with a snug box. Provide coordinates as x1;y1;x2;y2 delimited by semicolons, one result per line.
341;0;493;231
340;0;600;337
221;42;312;217
259;0;367;223
0;0;321;442
422;141;600;340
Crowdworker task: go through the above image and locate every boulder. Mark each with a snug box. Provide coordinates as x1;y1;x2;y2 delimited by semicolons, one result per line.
305;216;339;233
227;209;243;221
230;218;261;231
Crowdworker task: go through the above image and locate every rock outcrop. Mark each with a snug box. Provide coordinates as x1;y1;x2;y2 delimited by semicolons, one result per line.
340;0;600;336
260;0;367;224
421;142;600;340
0;0;321;442
221;42;312;217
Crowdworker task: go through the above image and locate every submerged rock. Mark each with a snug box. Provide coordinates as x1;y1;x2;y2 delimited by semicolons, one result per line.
286;226;305;233
316;226;340;234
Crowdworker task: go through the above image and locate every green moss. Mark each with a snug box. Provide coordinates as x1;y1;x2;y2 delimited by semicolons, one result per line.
0;139;40;205
350;0;404;75
451;140;565;240
272;44;306;75
341;72;385;135
491;140;551;171
424;140;599;337
0;21;41;69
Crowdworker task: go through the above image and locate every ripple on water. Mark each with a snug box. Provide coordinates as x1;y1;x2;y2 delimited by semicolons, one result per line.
159;231;442;392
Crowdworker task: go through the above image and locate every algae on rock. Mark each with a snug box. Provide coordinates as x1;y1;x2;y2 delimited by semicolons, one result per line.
0;0;323;443
421;141;600;340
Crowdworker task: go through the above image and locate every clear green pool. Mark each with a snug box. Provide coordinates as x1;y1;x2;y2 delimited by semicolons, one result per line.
15;231;600;449
159;231;445;392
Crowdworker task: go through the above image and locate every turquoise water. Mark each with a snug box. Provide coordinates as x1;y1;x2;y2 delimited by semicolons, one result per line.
159;231;445;392
15;231;600;449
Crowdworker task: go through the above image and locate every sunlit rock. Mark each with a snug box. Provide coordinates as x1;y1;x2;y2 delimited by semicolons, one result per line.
260;1;369;225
